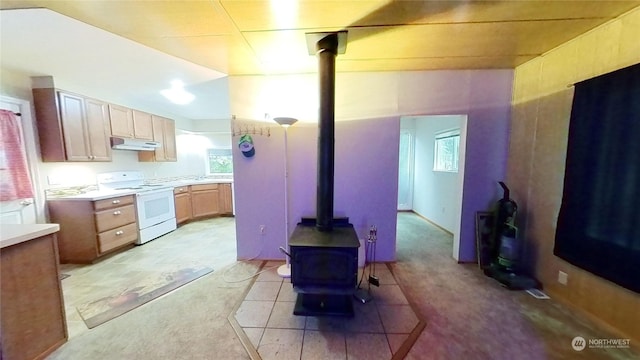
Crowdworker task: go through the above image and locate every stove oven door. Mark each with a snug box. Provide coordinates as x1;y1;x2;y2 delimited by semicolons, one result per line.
135;188;176;243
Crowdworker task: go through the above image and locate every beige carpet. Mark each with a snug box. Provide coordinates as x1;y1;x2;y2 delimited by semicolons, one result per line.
76;266;213;328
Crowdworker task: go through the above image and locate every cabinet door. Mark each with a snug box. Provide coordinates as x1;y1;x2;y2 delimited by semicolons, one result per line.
138;116;177;162
219;183;233;215
109;104;134;138
162;118;177;161
132;110;153;140
174;190;192;224
58;91;91;161
152;116;166;161
84;98;112;161
191;188;219;218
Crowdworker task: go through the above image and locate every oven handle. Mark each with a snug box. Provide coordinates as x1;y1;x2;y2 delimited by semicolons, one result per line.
135;188;174;197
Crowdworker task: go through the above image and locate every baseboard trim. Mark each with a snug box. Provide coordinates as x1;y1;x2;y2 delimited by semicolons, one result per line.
406;210;454;236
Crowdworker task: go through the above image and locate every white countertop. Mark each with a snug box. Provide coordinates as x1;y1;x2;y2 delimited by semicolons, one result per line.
1;223;60;249
47;179;233;201
47;188;139;201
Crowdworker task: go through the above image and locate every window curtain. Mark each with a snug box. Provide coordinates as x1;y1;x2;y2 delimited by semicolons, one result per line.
0;109;34;201
554;63;640;293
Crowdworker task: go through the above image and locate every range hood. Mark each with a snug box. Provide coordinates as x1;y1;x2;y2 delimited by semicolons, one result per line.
110;137;160;151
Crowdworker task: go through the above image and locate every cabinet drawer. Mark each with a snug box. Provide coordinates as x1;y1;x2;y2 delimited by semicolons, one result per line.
191;183;218;191
95;204;136;232
174;186;190;194
94;195;135;211
98;223;138;253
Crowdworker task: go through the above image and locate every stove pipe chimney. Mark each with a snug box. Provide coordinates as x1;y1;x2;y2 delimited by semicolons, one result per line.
315;33;339;232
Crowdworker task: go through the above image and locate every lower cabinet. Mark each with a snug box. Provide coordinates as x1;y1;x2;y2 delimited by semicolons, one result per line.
191;184;220;218
219;183;233;215
48;195;138;263
174;186;192;225
1;233;68;360
173;182;233;226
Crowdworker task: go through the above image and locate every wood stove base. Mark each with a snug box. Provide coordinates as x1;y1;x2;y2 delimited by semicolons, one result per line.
293;293;354;317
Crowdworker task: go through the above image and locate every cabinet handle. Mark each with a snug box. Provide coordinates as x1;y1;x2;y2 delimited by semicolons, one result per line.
178;188;184;191
112;200;121;204
115;230;124;235
113;210;122;215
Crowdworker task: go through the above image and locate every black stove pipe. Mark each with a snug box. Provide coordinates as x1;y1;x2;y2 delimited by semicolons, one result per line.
315;33;338;232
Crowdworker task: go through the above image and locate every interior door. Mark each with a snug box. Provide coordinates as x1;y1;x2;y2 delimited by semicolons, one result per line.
397;129;414;210
1;98;37;224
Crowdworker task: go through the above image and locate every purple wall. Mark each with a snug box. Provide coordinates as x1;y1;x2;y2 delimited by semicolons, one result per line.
233;69;513;263
234;117;400;261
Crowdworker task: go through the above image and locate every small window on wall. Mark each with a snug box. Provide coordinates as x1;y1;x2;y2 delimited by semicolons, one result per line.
434;129;460;172
207;148;233;175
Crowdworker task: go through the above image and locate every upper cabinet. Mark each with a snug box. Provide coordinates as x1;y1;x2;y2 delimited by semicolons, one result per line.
33;88;112;162
138;115;177;162
33;85;177;163
132;110;153;140
109;106;154;140
108;104;134;138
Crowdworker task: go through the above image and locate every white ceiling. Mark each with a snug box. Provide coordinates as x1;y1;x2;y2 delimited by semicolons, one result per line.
1;8;230;121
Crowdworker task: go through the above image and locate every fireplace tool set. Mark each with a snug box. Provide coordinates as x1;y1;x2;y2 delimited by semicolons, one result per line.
354;225;379;304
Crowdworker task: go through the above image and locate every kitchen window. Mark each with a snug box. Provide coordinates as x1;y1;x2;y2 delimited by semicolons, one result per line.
433;129;460;172
206;148;233;175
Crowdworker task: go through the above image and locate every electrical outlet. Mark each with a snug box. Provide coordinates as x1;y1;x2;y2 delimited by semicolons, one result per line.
259;225;266;234
558;271;568;285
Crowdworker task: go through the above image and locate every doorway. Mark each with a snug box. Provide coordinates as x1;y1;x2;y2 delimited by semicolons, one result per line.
1;95;41;224
397;115;467;260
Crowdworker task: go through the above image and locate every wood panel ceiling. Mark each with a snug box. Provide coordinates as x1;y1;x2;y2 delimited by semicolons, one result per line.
2;0;639;75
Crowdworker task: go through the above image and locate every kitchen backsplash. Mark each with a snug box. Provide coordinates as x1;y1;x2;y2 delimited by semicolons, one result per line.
45;174;233;198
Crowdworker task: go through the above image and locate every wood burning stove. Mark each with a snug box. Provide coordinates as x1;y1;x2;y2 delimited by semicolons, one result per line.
288;31;359;317
290;218;359;316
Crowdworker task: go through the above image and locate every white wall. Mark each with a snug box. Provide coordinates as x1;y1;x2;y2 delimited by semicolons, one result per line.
412;115;464;233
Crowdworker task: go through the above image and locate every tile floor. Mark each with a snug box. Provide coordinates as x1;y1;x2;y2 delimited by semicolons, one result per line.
232;261;425;360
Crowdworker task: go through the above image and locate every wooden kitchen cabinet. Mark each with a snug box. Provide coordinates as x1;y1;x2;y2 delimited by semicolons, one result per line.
132;109;154;140
191;184;220;218
1;232;68;360
108;103;135;138
110;106;153;140
138;115;177;162
48;195;138;263
32;88;112;162
219;183;234;215
174;186;192;225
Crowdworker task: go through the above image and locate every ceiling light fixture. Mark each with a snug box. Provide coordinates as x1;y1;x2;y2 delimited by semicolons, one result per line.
161;80;195;105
